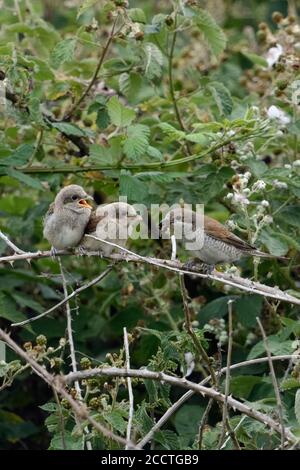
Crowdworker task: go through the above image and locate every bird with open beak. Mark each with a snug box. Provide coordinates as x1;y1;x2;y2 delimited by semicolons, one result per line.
82;201;143;255
161;207;286;271
43;185;93;252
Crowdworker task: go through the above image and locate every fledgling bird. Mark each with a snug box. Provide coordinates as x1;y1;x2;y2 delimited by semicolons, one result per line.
43;185;93;252
161;207;286;270
82;202;142;255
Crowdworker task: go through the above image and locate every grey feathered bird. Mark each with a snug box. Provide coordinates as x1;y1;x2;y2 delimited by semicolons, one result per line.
43;185;93;252
82;202;142;255
161;207;286;270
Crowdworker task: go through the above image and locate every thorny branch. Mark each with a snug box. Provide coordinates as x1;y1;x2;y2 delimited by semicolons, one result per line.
0;328;138;449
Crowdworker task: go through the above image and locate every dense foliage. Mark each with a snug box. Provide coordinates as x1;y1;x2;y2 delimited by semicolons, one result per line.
0;0;300;450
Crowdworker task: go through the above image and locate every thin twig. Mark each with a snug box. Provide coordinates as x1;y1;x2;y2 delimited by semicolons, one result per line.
64;16;119;120
12;265;114;327
123;327;134;450
218;300;240;450
197;398;214;450
0;230;25;254
179;273;218;385
0;328;137;449
257;317;286;448
59;259;92;449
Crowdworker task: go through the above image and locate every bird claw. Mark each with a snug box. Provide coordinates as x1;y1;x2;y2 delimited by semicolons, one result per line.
76;245;87;256
50;246;58;260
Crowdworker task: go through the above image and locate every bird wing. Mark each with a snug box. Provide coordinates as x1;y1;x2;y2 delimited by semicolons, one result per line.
43;202;55;226
85;211;106;234
204;216;256;252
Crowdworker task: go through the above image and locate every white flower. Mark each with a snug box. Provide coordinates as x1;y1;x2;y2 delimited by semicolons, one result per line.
233;193;250;205
267;105;291;125
252;180;266;191
244;171;252;180
243;188;251;195
226;192;234;199
284;164;292;169
184;352;195;377
273;179;288;189
263;215;273;224
266;44;283;68
293;160;300;167
227;130;235;137
261;200;269;207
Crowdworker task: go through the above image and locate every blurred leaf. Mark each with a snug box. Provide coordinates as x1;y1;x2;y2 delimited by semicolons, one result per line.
124;124;150;160
51;38;77;68
194;9;227;57
107;96;136;127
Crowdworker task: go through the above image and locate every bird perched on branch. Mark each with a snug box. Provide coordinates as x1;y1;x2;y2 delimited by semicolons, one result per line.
43;185;93;252
82;201;142;255
161;207;286;271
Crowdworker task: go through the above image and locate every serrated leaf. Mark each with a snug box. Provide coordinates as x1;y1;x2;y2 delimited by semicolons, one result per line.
5;168;43;190
194;9;227;57
281;378;300;391
119;173;149;201
107;96;135;127
0;144;35;167
51;38;77;68
146;146;162;160
143;42;164;79
124;124;150;160
185;133;210;145
258;228;289;256
207;82;233;116
102;409;127;434
50;121;87;137
119;72;142;100
159;123;185;141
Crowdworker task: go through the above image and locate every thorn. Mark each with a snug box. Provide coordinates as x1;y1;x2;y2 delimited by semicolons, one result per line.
9;261;14;267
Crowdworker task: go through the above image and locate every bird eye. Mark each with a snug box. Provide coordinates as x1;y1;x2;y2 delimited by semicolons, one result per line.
71;195;78;201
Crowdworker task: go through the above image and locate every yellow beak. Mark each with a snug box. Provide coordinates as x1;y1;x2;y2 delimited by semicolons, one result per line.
78;199;93;209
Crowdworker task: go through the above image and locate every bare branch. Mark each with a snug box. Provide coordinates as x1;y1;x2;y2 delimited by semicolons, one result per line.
0;328;137;449
64;363;297;445
257;317;286;448
2;239;299;308
123;328;134;450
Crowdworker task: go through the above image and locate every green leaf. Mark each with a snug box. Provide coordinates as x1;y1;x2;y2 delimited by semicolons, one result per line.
194;9;227;57
128;8;147;24
281;378;300;391
277;206;300;229
119;173;149;202
229;376;262;399
77;0;98;18
241;51;268;67
5;168;43;190
174;405;205;445
235;295;263;328
103;409;127;434
159;123;185;141
124;124;150;160
143;42;164;79
207;82;233;116
198;295;234;327
248;335;294;360
107;96;136;127
258;228;289;256
119;72;142;101
0;144;35;167
50;121;88;137
49;431;84;450
51;38;77;68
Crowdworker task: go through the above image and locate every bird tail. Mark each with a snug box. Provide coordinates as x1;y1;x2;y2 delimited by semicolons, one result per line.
251;250;288;261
